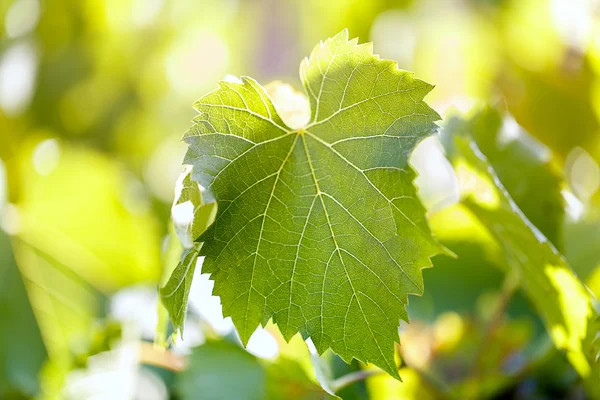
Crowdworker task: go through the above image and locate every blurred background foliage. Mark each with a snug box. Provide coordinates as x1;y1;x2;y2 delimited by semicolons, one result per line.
1;0;600;399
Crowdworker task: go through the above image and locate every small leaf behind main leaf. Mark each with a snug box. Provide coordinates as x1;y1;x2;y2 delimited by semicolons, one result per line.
160;167;217;336
159;245;201;336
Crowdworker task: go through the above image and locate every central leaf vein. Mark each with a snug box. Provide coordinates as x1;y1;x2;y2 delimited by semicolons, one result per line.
300;133;395;372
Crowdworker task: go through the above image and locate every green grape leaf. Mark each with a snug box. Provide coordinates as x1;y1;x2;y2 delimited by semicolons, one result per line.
176;340;333;400
176;340;266;400
449;136;600;390
443;107;565;248
182;30;443;377
160;168;217;335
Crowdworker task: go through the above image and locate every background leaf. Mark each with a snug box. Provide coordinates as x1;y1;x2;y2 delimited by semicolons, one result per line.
0;231;46;398
16;144;162;291
446;135;600;394
176;340;332;400
442;108;565;248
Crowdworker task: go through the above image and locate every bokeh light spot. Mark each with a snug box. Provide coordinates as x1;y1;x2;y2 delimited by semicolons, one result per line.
4;0;40;38
0;42;37;116
32;139;60;176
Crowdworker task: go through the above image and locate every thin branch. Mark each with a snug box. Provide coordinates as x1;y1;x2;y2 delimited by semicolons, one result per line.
469;270;520;383
331;369;386;392
139;341;186;372
408;364;457;400
396;338;458;399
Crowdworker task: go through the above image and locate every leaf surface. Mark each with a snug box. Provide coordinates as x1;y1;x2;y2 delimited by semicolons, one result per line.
182;30;442;377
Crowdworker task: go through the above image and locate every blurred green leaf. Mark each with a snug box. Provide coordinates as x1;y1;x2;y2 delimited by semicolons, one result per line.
410;204;506;319
184;29;443;378
299;0;414;49
448;136;600;396
176;340;332;400
564;213;600;294
500;60;600;164
17;143;161;291
443;108;565;248
0;231;46;398
12;239;105;399
8;143;164;397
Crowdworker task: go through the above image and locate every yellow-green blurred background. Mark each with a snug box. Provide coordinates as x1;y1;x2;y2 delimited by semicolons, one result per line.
1;0;600;399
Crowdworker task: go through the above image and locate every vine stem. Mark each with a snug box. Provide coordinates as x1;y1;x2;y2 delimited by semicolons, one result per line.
139;341;186;372
469;270;520;384
331;369;386;392
331;360;456;399
407;364;457;400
